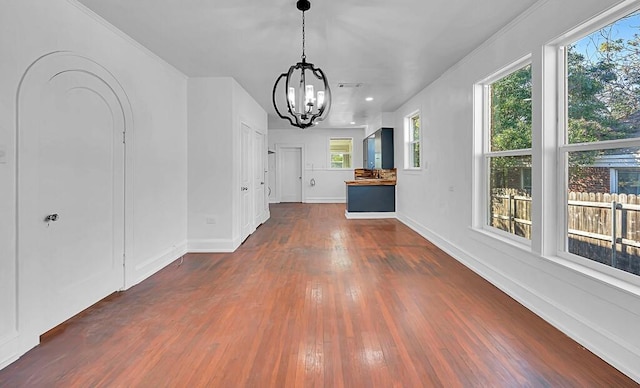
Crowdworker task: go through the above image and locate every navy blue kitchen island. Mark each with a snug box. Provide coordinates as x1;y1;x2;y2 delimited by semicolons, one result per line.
344;178;396;219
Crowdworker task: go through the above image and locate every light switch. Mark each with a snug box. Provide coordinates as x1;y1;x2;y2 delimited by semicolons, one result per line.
0;145;7;164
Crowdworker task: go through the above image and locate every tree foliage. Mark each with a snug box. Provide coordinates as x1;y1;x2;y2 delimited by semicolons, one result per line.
490;65;532;151
490;12;640;166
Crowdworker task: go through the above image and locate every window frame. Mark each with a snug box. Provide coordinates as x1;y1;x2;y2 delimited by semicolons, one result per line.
404;111;421;170
553;3;640;286
328;137;354;169
476;56;533;246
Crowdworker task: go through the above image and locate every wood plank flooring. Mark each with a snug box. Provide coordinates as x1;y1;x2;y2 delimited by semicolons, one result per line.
0;203;637;387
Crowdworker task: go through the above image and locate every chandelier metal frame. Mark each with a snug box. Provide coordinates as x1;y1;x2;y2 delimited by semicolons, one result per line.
272;0;331;129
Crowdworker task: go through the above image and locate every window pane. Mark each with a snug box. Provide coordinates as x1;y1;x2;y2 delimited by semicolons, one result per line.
411;115;420;141
489;155;532;239
617;170;640;195
330;138;352;168
490;65;532;151
412;142;420;168
330;138;352;153
567;147;640;276
567;11;640;144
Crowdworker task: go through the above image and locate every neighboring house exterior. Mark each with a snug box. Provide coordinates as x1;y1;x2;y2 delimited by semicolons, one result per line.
571;153;640;194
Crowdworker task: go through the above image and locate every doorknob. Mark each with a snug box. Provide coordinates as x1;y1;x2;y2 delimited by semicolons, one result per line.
44;213;59;223
260;182;264;185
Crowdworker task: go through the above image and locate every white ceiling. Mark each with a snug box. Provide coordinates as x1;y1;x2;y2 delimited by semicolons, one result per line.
77;0;538;129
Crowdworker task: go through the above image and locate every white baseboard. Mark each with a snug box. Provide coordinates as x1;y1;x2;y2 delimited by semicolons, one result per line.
188;238;240;253
397;213;640;384
126;240;188;289
305;197;346;204
345;210;396;219
0;332;20;370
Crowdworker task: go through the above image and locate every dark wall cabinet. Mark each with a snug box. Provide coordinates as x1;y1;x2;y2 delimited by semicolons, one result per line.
363;136;376;169
363;127;394;169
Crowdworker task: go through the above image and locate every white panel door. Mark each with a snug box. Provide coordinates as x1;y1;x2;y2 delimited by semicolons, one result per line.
240;124;253;242
253;131;265;225
19;67;125;335
281;148;302;202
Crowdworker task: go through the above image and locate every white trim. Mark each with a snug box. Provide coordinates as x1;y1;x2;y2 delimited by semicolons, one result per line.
474;56;533;246
477;54;532;85
553;5;640;280
551;1;640;48
345;211;397;219
554;250;640;291
485;148;533;158
129;241;188;288
404;110;422;170
0;332;19;370
561;137;640;153
397;212;640;383
475;225;532;249
188;238;241;253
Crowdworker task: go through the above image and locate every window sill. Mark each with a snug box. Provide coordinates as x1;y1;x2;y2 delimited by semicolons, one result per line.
540;253;640;298
470;226;531;254
470;227;640;298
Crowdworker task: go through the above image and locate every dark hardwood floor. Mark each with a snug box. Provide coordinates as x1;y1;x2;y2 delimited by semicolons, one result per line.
0;203;637;387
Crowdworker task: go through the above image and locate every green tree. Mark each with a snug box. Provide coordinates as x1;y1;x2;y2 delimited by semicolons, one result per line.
490;65;532;151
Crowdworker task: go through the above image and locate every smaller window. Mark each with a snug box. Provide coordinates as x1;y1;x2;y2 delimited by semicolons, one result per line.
329;138;353;168
479;60;532;241
405;112;421;169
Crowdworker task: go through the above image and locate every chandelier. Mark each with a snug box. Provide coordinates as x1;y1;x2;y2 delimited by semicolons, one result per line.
272;0;331;129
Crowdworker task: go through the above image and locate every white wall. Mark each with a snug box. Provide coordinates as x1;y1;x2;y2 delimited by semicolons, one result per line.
188;77;267;251
0;0;188;367
268;128;366;203
393;0;640;381
364;113;395;138
188;78;235;249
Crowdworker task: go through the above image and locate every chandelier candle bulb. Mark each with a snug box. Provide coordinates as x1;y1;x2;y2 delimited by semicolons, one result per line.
288;87;296;108
305;85;314;105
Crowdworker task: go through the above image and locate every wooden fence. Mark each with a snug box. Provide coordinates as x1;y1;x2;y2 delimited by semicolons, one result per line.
490;190;640;276
490;189;532;239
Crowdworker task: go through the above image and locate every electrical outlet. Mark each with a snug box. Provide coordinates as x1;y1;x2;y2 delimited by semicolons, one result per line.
205;217;216;224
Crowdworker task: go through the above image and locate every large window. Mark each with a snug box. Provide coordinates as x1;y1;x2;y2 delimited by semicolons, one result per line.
561;10;640;277
481;61;533;240
329;138;353;168
405;112;421;169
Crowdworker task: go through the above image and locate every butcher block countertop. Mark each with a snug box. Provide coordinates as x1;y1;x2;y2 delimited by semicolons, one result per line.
345;179;397;186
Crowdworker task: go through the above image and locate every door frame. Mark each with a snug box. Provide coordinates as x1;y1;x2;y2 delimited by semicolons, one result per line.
252;129;267;226
15;51;134;352
239;122;254;242
275;143;306;203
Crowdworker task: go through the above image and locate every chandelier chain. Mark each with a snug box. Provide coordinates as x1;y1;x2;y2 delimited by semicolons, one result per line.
301;11;306;60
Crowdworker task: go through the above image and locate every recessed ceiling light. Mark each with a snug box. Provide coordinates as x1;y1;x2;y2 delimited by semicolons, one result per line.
350;121;356;125
365;97;374;101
